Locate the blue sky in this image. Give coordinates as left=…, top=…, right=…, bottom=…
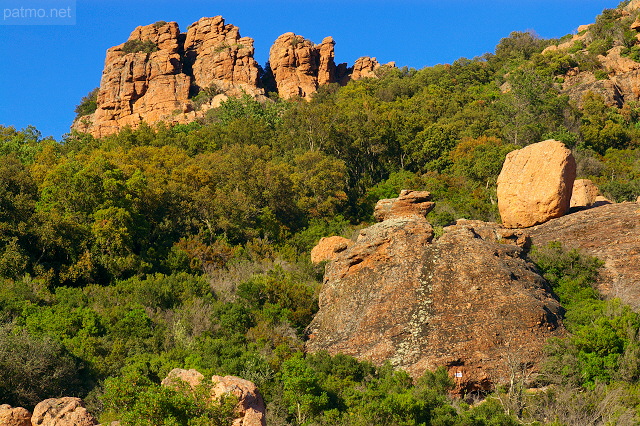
left=0, top=0, right=619, bottom=140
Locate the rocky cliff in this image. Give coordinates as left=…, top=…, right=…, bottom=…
left=306, top=191, right=565, bottom=394
left=73, top=17, right=393, bottom=137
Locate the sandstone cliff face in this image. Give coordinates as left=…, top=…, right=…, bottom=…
left=528, top=202, right=640, bottom=310
left=184, top=16, right=262, bottom=97
left=267, top=33, right=338, bottom=100
left=307, top=194, right=565, bottom=394
left=74, top=17, right=265, bottom=138
left=74, top=18, right=393, bottom=136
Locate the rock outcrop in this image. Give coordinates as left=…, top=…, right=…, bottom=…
left=307, top=195, right=565, bottom=394
left=184, top=16, right=263, bottom=97
left=528, top=202, right=640, bottom=309
left=0, top=405, right=31, bottom=426
left=267, top=32, right=327, bottom=100
left=310, top=236, right=353, bottom=264
left=75, top=18, right=395, bottom=136
left=162, top=368, right=266, bottom=426
left=74, top=18, right=264, bottom=138
left=570, top=178, right=599, bottom=208
left=497, top=140, right=576, bottom=228
left=31, top=398, right=98, bottom=426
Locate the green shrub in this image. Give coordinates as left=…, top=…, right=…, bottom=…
left=191, top=85, right=222, bottom=110
left=152, top=20, right=167, bottom=29
left=74, top=87, right=99, bottom=118
left=529, top=241, right=603, bottom=308
left=0, top=325, right=88, bottom=409
left=122, top=39, right=159, bottom=54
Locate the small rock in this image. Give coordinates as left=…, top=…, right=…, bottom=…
left=570, top=179, right=599, bottom=208
left=0, top=404, right=31, bottom=426
left=31, top=398, right=97, bottom=426
left=373, top=189, right=435, bottom=222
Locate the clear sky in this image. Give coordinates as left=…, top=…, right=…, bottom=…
left=0, top=0, right=620, bottom=140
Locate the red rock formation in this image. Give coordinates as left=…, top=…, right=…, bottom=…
left=373, top=189, right=435, bottom=221
left=268, top=33, right=324, bottom=99
left=31, top=398, right=98, bottom=426
left=211, top=375, right=266, bottom=426
left=184, top=16, right=263, bottom=97
left=73, top=18, right=264, bottom=138
left=0, top=404, right=31, bottom=426
left=306, top=206, right=564, bottom=394
left=74, top=18, right=395, bottom=135
left=162, top=368, right=266, bottom=426
left=497, top=140, right=576, bottom=228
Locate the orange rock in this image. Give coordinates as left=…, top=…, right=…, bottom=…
left=307, top=216, right=563, bottom=394
left=162, top=369, right=266, bottom=426
left=0, top=404, right=31, bottom=426
left=570, top=178, right=599, bottom=208
left=73, top=18, right=264, bottom=138
left=373, top=189, right=434, bottom=222
left=497, top=140, right=576, bottom=228
left=211, top=375, right=266, bottom=426
left=268, top=32, right=324, bottom=99
left=184, top=16, right=263, bottom=97
left=310, top=236, right=353, bottom=264
left=31, top=398, right=97, bottom=426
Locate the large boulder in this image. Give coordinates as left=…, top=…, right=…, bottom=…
left=31, top=398, right=97, bottom=426
left=528, top=203, right=640, bottom=309
left=162, top=369, right=266, bottom=426
left=497, top=140, right=576, bottom=228
left=306, top=212, right=564, bottom=394
left=0, top=404, right=31, bottom=426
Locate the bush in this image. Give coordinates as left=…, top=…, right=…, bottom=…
left=122, top=39, right=159, bottom=54
left=529, top=241, right=603, bottom=308
left=0, top=325, right=88, bottom=409
left=74, top=87, right=99, bottom=118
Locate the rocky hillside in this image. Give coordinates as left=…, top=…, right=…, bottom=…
left=545, top=0, right=640, bottom=106
left=306, top=190, right=566, bottom=394
left=72, top=16, right=392, bottom=137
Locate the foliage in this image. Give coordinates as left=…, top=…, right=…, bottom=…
left=75, top=88, right=99, bottom=118
left=100, top=371, right=236, bottom=425
left=122, top=39, right=159, bottom=54
left=0, top=324, right=88, bottom=409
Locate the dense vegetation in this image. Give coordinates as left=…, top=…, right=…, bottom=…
left=2, top=2, right=640, bottom=424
